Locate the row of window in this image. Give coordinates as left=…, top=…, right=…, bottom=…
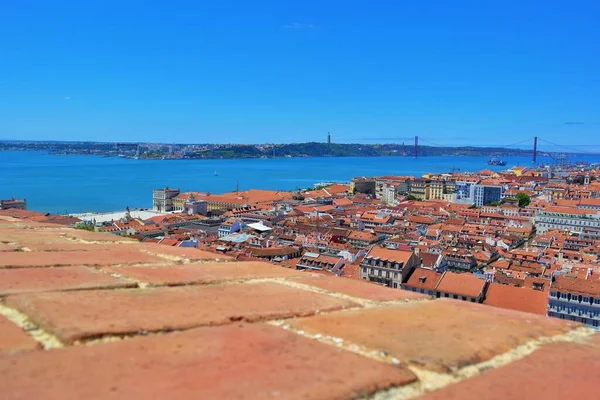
left=365, top=258, right=403, bottom=269
left=362, top=267, right=399, bottom=279
left=550, top=304, right=600, bottom=318
left=403, top=286, right=477, bottom=302
left=550, top=291, right=600, bottom=306
left=537, top=219, right=599, bottom=227
left=549, top=312, right=600, bottom=327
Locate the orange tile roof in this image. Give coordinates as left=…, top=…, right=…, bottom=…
left=365, top=246, right=413, bottom=264
left=405, top=268, right=442, bottom=291
left=436, top=272, right=486, bottom=298
left=552, top=275, right=600, bottom=296
left=483, top=283, right=548, bottom=315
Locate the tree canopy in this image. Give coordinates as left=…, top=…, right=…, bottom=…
left=516, top=192, right=531, bottom=208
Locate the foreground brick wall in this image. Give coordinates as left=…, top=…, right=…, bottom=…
left=1, top=213, right=599, bottom=399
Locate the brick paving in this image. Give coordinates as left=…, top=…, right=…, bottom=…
left=0, top=214, right=599, bottom=399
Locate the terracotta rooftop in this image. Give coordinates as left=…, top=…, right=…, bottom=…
left=436, top=271, right=487, bottom=298
left=483, top=283, right=549, bottom=315
left=1, top=211, right=600, bottom=399
left=552, top=275, right=600, bottom=296
left=365, top=246, right=414, bottom=264
left=404, top=267, right=442, bottom=291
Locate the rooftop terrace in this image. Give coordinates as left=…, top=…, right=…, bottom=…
left=1, top=211, right=600, bottom=399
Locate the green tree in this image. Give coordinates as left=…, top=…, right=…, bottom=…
left=405, top=194, right=418, bottom=201
left=516, top=192, right=531, bottom=208
left=75, top=223, right=94, bottom=231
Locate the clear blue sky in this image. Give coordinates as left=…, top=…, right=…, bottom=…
left=1, top=1, right=599, bottom=148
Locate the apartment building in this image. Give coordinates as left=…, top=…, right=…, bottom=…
left=408, top=179, right=430, bottom=200
left=296, top=252, right=346, bottom=273
left=454, top=181, right=477, bottom=204
left=402, top=268, right=487, bottom=303
left=350, top=177, right=376, bottom=195
left=359, top=246, right=420, bottom=288
left=474, top=183, right=504, bottom=207
left=535, top=206, right=600, bottom=235
left=548, top=275, right=600, bottom=329
left=429, top=180, right=456, bottom=201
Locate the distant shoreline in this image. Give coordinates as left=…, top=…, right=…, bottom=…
left=1, top=140, right=587, bottom=160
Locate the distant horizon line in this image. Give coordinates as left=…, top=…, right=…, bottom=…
left=0, top=138, right=586, bottom=149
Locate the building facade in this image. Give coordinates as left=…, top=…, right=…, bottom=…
left=548, top=275, right=600, bottom=329
left=535, top=207, right=600, bottom=235
left=152, top=187, right=180, bottom=212
left=359, top=246, right=420, bottom=288
left=474, top=184, right=504, bottom=207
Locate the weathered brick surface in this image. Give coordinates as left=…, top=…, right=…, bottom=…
left=136, top=243, right=233, bottom=261
left=0, top=314, right=40, bottom=354
left=291, top=274, right=429, bottom=301
left=61, top=229, right=138, bottom=242
left=421, top=340, right=600, bottom=399
left=14, top=243, right=133, bottom=252
left=3, top=218, right=595, bottom=399
left=102, top=262, right=305, bottom=285
left=0, top=324, right=416, bottom=400
left=5, top=282, right=359, bottom=342
left=0, top=266, right=135, bottom=296
left=0, top=243, right=17, bottom=251
left=288, top=299, right=577, bottom=372
left=0, top=228, right=74, bottom=245
left=0, top=250, right=166, bottom=268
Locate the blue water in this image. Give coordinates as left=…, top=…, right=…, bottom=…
left=1, top=151, right=599, bottom=214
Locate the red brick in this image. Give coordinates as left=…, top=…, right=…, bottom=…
left=136, top=243, right=233, bottom=261
left=0, top=314, right=40, bottom=354
left=291, top=274, right=429, bottom=301
left=0, top=229, right=73, bottom=245
left=0, top=266, right=135, bottom=296
left=0, top=324, right=416, bottom=400
left=61, top=229, right=138, bottom=242
left=0, top=250, right=165, bottom=268
left=14, top=243, right=136, bottom=252
left=421, top=341, right=600, bottom=400
left=288, top=299, right=577, bottom=372
left=0, top=243, right=17, bottom=252
left=5, top=282, right=359, bottom=343
left=102, top=262, right=305, bottom=286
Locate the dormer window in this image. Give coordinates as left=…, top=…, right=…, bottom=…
left=418, top=276, right=426, bottom=284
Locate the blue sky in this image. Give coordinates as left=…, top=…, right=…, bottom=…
left=1, top=1, right=599, bottom=149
